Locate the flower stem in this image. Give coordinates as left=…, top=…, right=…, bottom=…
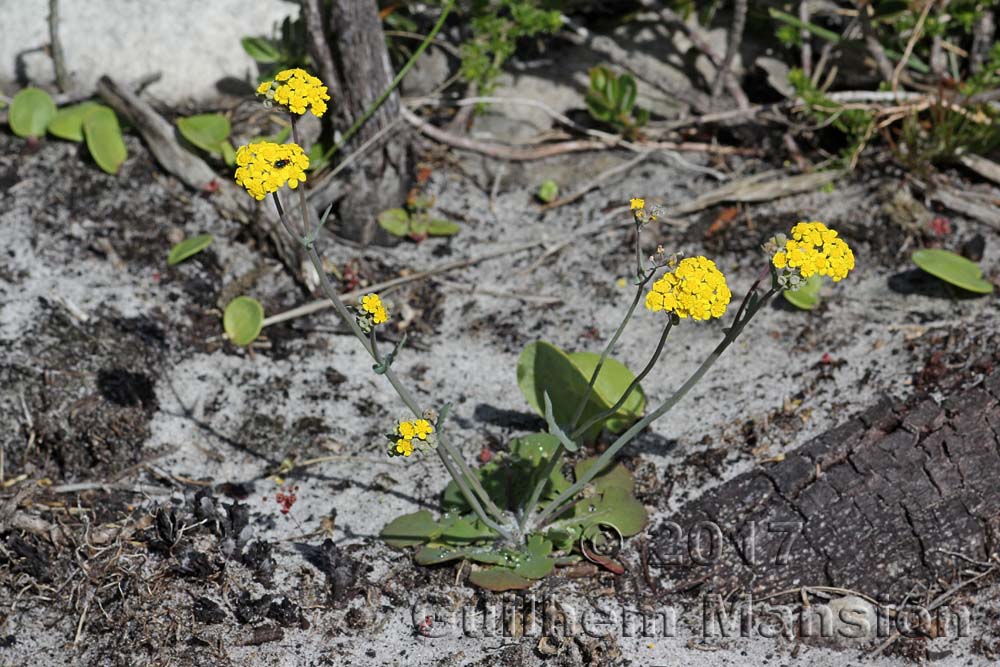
left=570, top=320, right=673, bottom=440
left=271, top=191, right=512, bottom=539
left=531, top=284, right=778, bottom=531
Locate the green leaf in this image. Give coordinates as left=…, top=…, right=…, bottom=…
left=223, top=296, right=265, bottom=347
left=468, top=567, right=532, bottom=591
left=517, top=341, right=644, bottom=443
left=380, top=510, right=441, bottom=548
left=177, top=113, right=231, bottom=155
left=617, top=74, right=637, bottom=113
left=590, top=486, right=648, bottom=537
left=82, top=106, right=127, bottom=174
left=241, top=36, right=282, bottom=63
left=167, top=234, right=214, bottom=266
left=415, top=545, right=509, bottom=565
left=427, top=219, right=460, bottom=236
left=509, top=433, right=561, bottom=467
left=537, top=179, right=559, bottom=203
left=574, top=458, right=635, bottom=496
left=442, top=461, right=508, bottom=513
left=567, top=351, right=646, bottom=433
left=220, top=141, right=237, bottom=167
left=542, top=392, right=578, bottom=453
left=47, top=102, right=100, bottom=142
left=513, top=535, right=556, bottom=580
left=439, top=515, right=497, bottom=543
left=409, top=216, right=430, bottom=236
left=377, top=208, right=410, bottom=237
left=783, top=274, right=824, bottom=310
left=9, top=87, right=56, bottom=138
left=912, top=248, right=994, bottom=294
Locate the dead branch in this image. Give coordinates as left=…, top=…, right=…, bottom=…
left=711, top=0, right=748, bottom=102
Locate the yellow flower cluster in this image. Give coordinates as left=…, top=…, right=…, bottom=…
left=630, top=198, right=645, bottom=211
left=256, top=68, right=330, bottom=117
left=772, top=221, right=855, bottom=281
left=392, top=419, right=435, bottom=457
left=645, top=256, right=731, bottom=320
left=234, top=142, right=309, bottom=200
left=360, top=293, right=388, bottom=325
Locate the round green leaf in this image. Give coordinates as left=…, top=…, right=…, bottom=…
left=9, top=87, right=56, bottom=138
left=220, top=140, right=237, bottom=167
left=568, top=351, right=646, bottom=427
left=783, top=274, right=824, bottom=310
left=82, top=106, right=127, bottom=174
left=47, top=101, right=100, bottom=142
left=177, top=113, right=231, bottom=154
left=380, top=510, right=441, bottom=548
left=912, top=248, right=993, bottom=294
left=223, top=296, right=265, bottom=347
left=167, top=234, right=214, bottom=266
left=377, top=208, right=410, bottom=237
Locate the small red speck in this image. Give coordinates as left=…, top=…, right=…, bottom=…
left=416, top=615, right=434, bottom=636
left=930, top=217, right=951, bottom=237
left=821, top=353, right=833, bottom=365
left=151, top=271, right=161, bottom=283
left=203, top=179, right=220, bottom=193
left=478, top=446, right=493, bottom=464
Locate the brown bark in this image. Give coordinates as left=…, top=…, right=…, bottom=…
left=650, top=369, right=1000, bottom=603
left=327, top=0, right=409, bottom=245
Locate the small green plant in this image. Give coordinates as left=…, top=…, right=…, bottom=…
left=459, top=0, right=562, bottom=95
left=536, top=179, right=558, bottom=203
left=228, top=72, right=859, bottom=591
left=585, top=66, right=649, bottom=140
left=167, top=234, right=214, bottom=266
left=177, top=114, right=236, bottom=166
left=6, top=88, right=127, bottom=175
left=377, top=190, right=459, bottom=241
left=912, top=248, right=993, bottom=294
left=223, top=296, right=265, bottom=347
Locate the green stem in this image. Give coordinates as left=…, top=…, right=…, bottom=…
left=322, top=0, right=454, bottom=163
left=272, top=191, right=512, bottom=539
left=570, top=319, right=673, bottom=440
left=567, top=271, right=652, bottom=431
left=517, top=446, right=563, bottom=533
left=532, top=285, right=778, bottom=531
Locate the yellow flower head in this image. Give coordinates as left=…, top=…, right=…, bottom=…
left=360, top=293, right=389, bottom=325
left=645, top=256, right=731, bottom=321
left=630, top=198, right=645, bottom=211
left=234, top=141, right=309, bottom=200
left=771, top=221, right=855, bottom=282
left=412, top=419, right=434, bottom=440
left=395, top=438, right=414, bottom=457
left=257, top=68, right=331, bottom=117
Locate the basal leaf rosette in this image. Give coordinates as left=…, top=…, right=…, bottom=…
left=256, top=68, right=330, bottom=117
left=234, top=141, right=309, bottom=200
left=645, top=256, right=731, bottom=321
left=770, top=221, right=855, bottom=290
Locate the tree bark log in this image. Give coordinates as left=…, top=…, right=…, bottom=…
left=651, top=368, right=1000, bottom=603
left=327, top=0, right=409, bottom=245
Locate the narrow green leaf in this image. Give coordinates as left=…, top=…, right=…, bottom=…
left=9, top=87, right=56, bottom=138
left=542, top=392, right=578, bottom=453
left=241, top=36, right=282, bottom=63
left=468, top=567, right=532, bottom=591
left=177, top=113, right=231, bottom=155
left=223, top=296, right=265, bottom=347
left=912, top=248, right=994, bottom=294
left=82, top=106, right=127, bottom=174
left=47, top=101, right=100, bottom=142
left=167, top=234, right=214, bottom=266
left=427, top=219, right=460, bottom=236
left=220, top=140, right=237, bottom=166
